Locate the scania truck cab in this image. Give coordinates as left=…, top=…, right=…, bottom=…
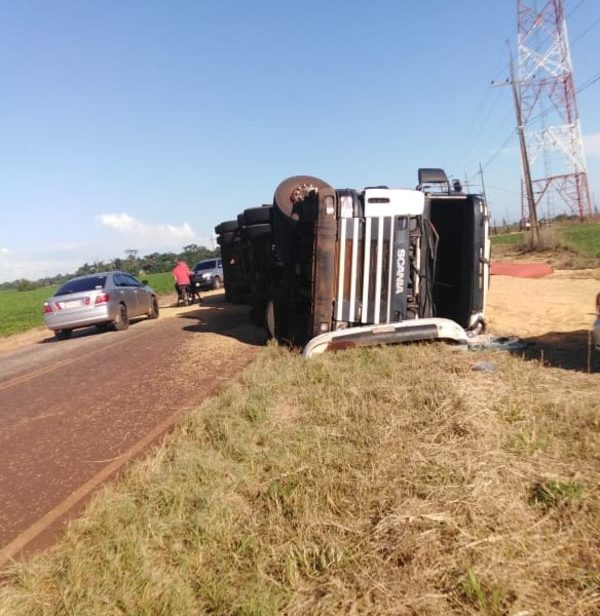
left=216, top=168, right=490, bottom=357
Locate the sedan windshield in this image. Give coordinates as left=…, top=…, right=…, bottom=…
left=55, top=276, right=107, bottom=295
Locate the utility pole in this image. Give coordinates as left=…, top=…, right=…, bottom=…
left=509, top=46, right=539, bottom=245
left=478, top=161, right=488, bottom=205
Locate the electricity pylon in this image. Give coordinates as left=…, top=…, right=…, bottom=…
left=517, top=0, right=592, bottom=222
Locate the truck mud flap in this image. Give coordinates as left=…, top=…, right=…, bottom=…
left=303, top=318, right=468, bottom=358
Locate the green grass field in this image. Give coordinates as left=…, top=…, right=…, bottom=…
left=0, top=286, right=57, bottom=337
left=1, top=343, right=598, bottom=614
left=490, top=231, right=524, bottom=247
left=143, top=272, right=176, bottom=295
left=560, top=220, right=600, bottom=259
left=491, top=219, right=600, bottom=266
left=0, top=272, right=175, bottom=338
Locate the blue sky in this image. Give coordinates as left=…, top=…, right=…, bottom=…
left=1, top=0, right=599, bottom=282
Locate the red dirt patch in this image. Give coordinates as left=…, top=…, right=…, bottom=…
left=491, top=261, right=553, bottom=278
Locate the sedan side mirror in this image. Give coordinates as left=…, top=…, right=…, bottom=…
left=142, top=280, right=149, bottom=286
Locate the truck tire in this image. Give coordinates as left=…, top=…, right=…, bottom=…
left=243, top=206, right=271, bottom=225
left=218, top=231, right=237, bottom=247
left=243, top=223, right=271, bottom=241
left=215, top=220, right=238, bottom=235
left=273, top=175, right=332, bottom=220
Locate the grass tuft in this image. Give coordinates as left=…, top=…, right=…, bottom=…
left=529, top=480, right=585, bottom=511
left=458, top=568, right=511, bottom=616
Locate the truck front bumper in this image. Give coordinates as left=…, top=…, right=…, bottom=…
left=303, top=318, right=468, bottom=358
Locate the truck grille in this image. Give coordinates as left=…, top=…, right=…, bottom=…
left=335, top=215, right=414, bottom=326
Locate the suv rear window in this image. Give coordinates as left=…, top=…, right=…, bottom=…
left=194, top=260, right=216, bottom=271
left=55, top=276, right=107, bottom=295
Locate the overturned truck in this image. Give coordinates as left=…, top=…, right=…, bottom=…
left=215, top=169, right=490, bottom=357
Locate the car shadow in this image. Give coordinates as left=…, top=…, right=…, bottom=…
left=39, top=318, right=147, bottom=344
left=511, top=329, right=599, bottom=373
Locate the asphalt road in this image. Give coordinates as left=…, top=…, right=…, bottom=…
left=0, top=294, right=266, bottom=565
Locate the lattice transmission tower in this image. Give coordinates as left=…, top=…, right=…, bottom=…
left=517, top=0, right=592, bottom=221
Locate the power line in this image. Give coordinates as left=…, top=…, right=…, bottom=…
left=481, top=129, right=517, bottom=172
left=455, top=87, right=506, bottom=172
left=567, top=0, right=587, bottom=18
left=485, top=184, right=521, bottom=195
left=514, top=67, right=600, bottom=129
left=572, top=14, right=600, bottom=44
left=461, top=102, right=516, bottom=173
left=577, top=70, right=600, bottom=93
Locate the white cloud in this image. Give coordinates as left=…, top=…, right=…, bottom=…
left=0, top=214, right=200, bottom=282
left=97, top=213, right=196, bottom=244
left=584, top=133, right=600, bottom=158
left=0, top=253, right=80, bottom=283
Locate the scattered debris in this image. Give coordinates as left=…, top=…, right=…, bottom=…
left=467, top=334, right=530, bottom=352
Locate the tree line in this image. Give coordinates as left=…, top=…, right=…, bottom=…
left=0, top=244, right=219, bottom=291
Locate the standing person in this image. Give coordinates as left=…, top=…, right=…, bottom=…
left=172, top=259, right=193, bottom=305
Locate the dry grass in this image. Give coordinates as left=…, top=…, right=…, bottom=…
left=1, top=343, right=599, bottom=615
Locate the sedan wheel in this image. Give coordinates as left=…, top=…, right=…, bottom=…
left=148, top=296, right=159, bottom=319
left=114, top=303, right=129, bottom=331
left=55, top=329, right=73, bottom=340
left=212, top=276, right=222, bottom=290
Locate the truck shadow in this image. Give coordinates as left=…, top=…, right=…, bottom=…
left=513, top=329, right=598, bottom=373
left=177, top=297, right=268, bottom=347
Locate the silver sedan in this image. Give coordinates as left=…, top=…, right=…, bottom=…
left=43, top=271, right=159, bottom=340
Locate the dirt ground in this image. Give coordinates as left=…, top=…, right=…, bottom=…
left=486, top=268, right=599, bottom=337
left=486, top=268, right=599, bottom=372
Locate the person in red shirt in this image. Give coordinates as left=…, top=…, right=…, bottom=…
left=172, top=260, right=193, bottom=304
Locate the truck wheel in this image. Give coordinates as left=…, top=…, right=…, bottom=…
left=273, top=175, right=332, bottom=220
left=243, top=206, right=271, bottom=225
left=218, top=231, right=237, bottom=247
left=215, top=220, right=238, bottom=234
left=243, top=224, right=271, bottom=241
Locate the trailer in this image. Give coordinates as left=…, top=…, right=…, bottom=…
left=216, top=169, right=490, bottom=356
